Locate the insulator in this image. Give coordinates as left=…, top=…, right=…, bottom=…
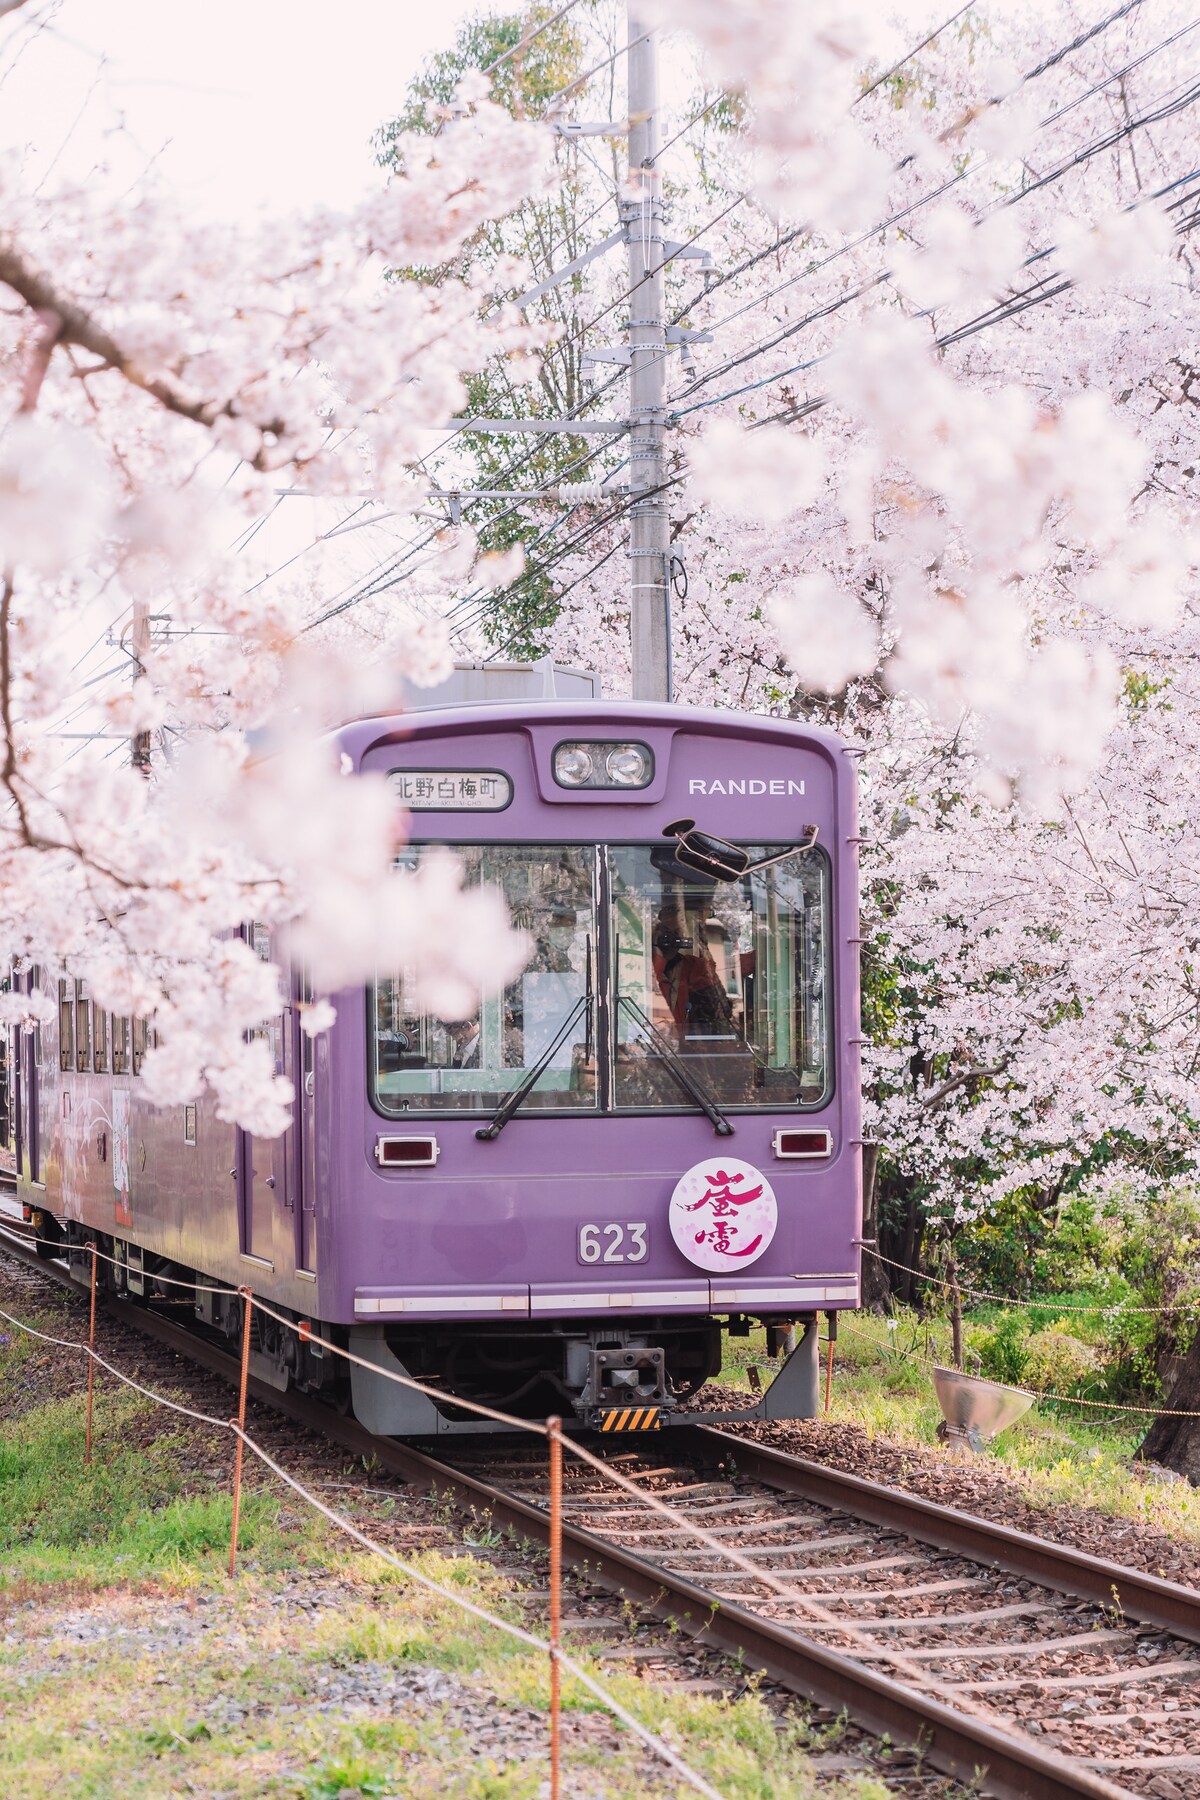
left=557, top=482, right=607, bottom=505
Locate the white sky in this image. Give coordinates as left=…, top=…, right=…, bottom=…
left=2, top=0, right=976, bottom=220
left=4, top=0, right=990, bottom=726
left=2, top=0, right=479, bottom=217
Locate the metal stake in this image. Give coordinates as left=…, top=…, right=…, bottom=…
left=84, top=1242, right=97, bottom=1464
left=228, top=1287, right=253, bottom=1578
left=548, top=1414, right=563, bottom=1800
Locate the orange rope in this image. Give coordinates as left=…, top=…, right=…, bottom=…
left=839, top=1318, right=1200, bottom=1418
left=866, top=1247, right=1197, bottom=1318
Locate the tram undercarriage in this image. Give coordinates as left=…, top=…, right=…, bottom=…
left=38, top=1216, right=821, bottom=1438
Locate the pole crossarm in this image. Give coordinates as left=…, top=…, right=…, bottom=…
left=438, top=417, right=628, bottom=435
left=512, top=228, right=626, bottom=310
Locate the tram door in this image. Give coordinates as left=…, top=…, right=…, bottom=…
left=295, top=974, right=317, bottom=1276
left=9, top=1025, right=20, bottom=1183
left=14, top=977, right=40, bottom=1189
left=237, top=925, right=293, bottom=1272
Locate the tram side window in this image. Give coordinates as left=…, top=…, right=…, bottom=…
left=75, top=980, right=91, bottom=1074
left=94, top=1008, right=108, bottom=1074
left=58, top=979, right=73, bottom=1073
left=112, top=1016, right=130, bottom=1076
left=132, top=1018, right=148, bottom=1075
left=372, top=844, right=597, bottom=1117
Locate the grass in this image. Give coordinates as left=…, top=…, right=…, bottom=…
left=0, top=1362, right=330, bottom=1587
left=0, top=1302, right=897, bottom=1799
left=0, top=1539, right=896, bottom=1800
left=8, top=1276, right=1192, bottom=1797
left=722, top=1311, right=1200, bottom=1544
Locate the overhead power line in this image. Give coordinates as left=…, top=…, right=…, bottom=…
left=746, top=163, right=1200, bottom=430
left=671, top=62, right=1200, bottom=415
left=670, top=0, right=1173, bottom=339
left=856, top=4, right=976, bottom=105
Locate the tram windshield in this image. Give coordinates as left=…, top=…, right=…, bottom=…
left=370, top=841, right=831, bottom=1117
left=373, top=845, right=598, bottom=1116
left=611, top=844, right=830, bottom=1110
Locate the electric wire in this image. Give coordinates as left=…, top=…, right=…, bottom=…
left=671, top=76, right=1200, bottom=418
left=543, top=28, right=648, bottom=115
left=449, top=487, right=641, bottom=637
left=669, top=0, right=1178, bottom=340
left=856, top=4, right=976, bottom=104
left=447, top=493, right=636, bottom=640
left=432, top=12, right=1170, bottom=641
left=747, top=161, right=1200, bottom=427
left=669, top=27, right=1200, bottom=406
left=1023, top=0, right=1146, bottom=84
left=451, top=472, right=684, bottom=641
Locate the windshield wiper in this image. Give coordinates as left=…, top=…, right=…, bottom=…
left=475, top=995, right=591, bottom=1141
left=617, top=995, right=734, bottom=1136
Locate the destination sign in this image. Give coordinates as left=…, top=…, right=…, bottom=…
left=388, top=769, right=512, bottom=811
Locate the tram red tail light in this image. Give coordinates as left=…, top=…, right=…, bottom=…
left=375, top=1136, right=440, bottom=1168
left=772, top=1129, right=832, bottom=1160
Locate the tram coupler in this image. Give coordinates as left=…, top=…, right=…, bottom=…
left=568, top=1338, right=669, bottom=1423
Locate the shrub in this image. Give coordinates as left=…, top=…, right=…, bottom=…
left=969, top=1311, right=1029, bottom=1386
left=1022, top=1325, right=1098, bottom=1393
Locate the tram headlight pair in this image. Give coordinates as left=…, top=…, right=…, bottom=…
left=553, top=741, right=653, bottom=790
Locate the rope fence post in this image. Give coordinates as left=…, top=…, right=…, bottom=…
left=84, top=1241, right=98, bottom=1464
left=548, top=1413, right=563, bottom=1800
left=228, top=1286, right=253, bottom=1578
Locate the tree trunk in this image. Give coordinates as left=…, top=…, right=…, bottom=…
left=859, top=1142, right=891, bottom=1311
left=897, top=1186, right=924, bottom=1308
left=946, top=1253, right=964, bottom=1372
left=1140, top=1330, right=1200, bottom=1481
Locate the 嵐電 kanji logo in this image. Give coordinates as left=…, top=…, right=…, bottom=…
left=668, top=1158, right=778, bottom=1272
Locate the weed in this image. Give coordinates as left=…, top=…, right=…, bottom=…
left=304, top=1754, right=393, bottom=1798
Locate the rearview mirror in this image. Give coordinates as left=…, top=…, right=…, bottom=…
left=662, top=819, right=819, bottom=883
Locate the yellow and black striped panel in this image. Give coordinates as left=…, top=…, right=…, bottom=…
left=597, top=1406, right=662, bottom=1433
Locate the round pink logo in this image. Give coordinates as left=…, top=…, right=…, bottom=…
left=669, top=1158, right=778, bottom=1272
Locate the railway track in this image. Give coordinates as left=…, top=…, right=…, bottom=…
left=2, top=1223, right=1197, bottom=1800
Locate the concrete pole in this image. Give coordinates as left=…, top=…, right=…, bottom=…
left=626, top=13, right=672, bottom=703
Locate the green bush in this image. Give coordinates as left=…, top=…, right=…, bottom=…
left=1023, top=1325, right=1098, bottom=1393
left=969, top=1311, right=1029, bottom=1386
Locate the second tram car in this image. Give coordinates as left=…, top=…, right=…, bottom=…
left=8, top=667, right=862, bottom=1434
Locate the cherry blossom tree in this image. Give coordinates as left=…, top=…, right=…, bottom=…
left=537, top=0, right=1200, bottom=1302
left=0, top=7, right=556, bottom=1131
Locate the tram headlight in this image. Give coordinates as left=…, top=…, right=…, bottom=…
left=606, top=743, right=651, bottom=786
left=552, top=740, right=655, bottom=790
left=554, top=744, right=595, bottom=786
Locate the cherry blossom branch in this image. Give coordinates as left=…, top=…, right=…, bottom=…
left=919, top=1063, right=1010, bottom=1111
left=18, top=308, right=62, bottom=412
left=0, top=246, right=284, bottom=464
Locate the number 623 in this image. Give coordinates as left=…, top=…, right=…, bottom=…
left=577, top=1221, right=648, bottom=1265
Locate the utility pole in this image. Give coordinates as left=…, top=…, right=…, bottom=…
left=130, top=598, right=152, bottom=776
left=626, top=13, right=672, bottom=704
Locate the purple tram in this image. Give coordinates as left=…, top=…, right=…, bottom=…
left=7, top=667, right=863, bottom=1435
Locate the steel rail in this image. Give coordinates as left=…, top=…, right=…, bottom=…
left=0, top=1232, right=1145, bottom=1800
left=685, top=1425, right=1200, bottom=1647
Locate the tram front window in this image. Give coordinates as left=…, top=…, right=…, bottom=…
left=372, top=845, right=597, bottom=1115
left=611, top=843, right=831, bottom=1110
